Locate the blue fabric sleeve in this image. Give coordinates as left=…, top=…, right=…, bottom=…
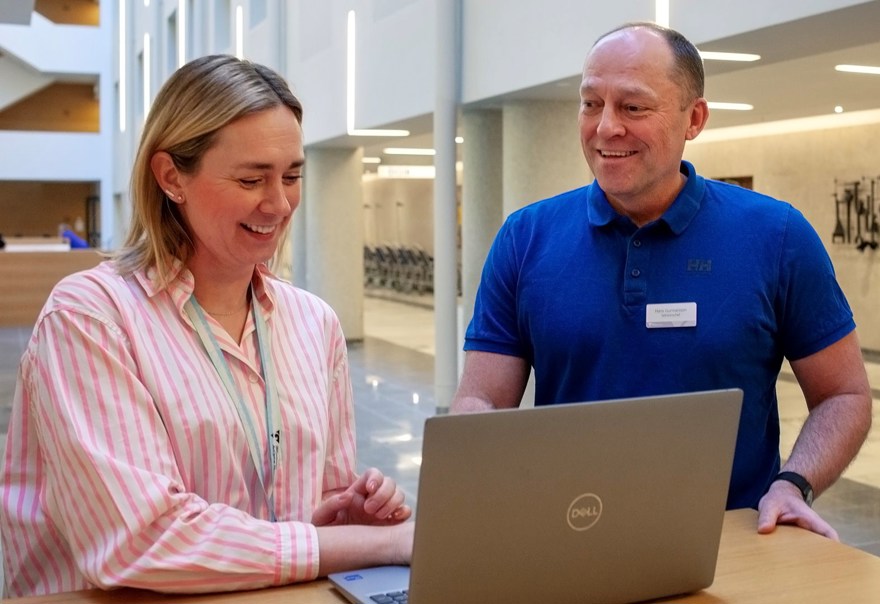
left=777, top=206, right=855, bottom=361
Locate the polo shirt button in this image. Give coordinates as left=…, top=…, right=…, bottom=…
left=249, top=374, right=259, bottom=383
left=631, top=269, right=641, bottom=277
left=633, top=239, right=642, bottom=247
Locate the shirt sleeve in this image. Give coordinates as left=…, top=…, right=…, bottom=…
left=464, top=218, right=530, bottom=360
left=321, top=320, right=358, bottom=495
left=777, top=206, right=855, bottom=361
left=23, top=308, right=321, bottom=593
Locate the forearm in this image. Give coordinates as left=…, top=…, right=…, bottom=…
left=783, top=392, right=871, bottom=495
left=55, top=492, right=321, bottom=592
left=450, top=394, right=498, bottom=413
left=316, top=523, right=412, bottom=576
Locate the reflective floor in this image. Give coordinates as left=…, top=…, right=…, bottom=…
left=1, top=294, right=878, bottom=592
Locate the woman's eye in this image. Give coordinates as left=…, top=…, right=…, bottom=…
left=239, top=179, right=261, bottom=187
left=283, top=175, right=302, bottom=185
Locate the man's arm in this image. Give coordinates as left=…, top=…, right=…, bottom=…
left=757, top=330, right=872, bottom=538
left=450, top=351, right=531, bottom=413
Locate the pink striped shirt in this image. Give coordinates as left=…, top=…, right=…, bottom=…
left=0, top=261, right=358, bottom=597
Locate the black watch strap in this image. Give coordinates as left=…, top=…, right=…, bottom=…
left=775, top=471, right=814, bottom=506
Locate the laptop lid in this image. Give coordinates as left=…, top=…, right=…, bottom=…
left=331, top=388, right=742, bottom=604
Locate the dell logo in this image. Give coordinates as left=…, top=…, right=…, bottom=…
left=567, top=493, right=603, bottom=531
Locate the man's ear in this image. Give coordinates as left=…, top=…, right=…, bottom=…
left=151, top=151, right=185, bottom=203
left=685, top=97, right=710, bottom=141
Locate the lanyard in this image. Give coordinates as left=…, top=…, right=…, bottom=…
left=184, top=287, right=282, bottom=522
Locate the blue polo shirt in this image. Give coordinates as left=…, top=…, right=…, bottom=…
left=465, top=161, right=855, bottom=509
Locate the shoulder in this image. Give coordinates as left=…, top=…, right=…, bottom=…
left=42, top=261, right=140, bottom=316
left=701, top=179, right=806, bottom=229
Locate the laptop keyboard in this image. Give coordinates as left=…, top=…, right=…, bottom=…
left=369, top=590, right=408, bottom=603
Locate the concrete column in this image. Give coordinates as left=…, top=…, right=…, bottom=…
left=460, top=108, right=503, bottom=345
left=433, top=0, right=460, bottom=411
left=302, top=146, right=365, bottom=341
left=501, top=100, right=587, bottom=407
left=502, top=100, right=587, bottom=214
left=290, top=188, right=307, bottom=289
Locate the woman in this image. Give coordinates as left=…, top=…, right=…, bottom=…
left=0, top=55, right=413, bottom=598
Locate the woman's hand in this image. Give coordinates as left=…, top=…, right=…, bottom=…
left=312, top=468, right=412, bottom=526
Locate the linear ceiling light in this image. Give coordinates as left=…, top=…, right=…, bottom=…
left=655, top=0, right=669, bottom=27
left=346, top=11, right=409, bottom=137
left=235, top=5, right=244, bottom=59
left=707, top=101, right=754, bottom=111
left=118, top=0, right=126, bottom=131
left=362, top=157, right=381, bottom=164
left=177, top=0, right=186, bottom=68
left=700, top=51, right=761, bottom=62
left=383, top=147, right=436, bottom=156
left=143, top=33, right=151, bottom=117
left=835, top=64, right=880, bottom=75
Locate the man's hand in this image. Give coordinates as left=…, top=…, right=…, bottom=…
left=757, top=479, right=839, bottom=540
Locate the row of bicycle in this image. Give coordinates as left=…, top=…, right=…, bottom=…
left=363, top=244, right=435, bottom=294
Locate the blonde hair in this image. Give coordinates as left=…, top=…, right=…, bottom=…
left=114, top=54, right=303, bottom=286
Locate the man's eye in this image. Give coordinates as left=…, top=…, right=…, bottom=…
left=240, top=179, right=260, bottom=186
left=283, top=175, right=302, bottom=185
left=625, top=105, right=645, bottom=113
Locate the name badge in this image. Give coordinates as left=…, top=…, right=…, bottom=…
left=646, top=302, right=697, bottom=329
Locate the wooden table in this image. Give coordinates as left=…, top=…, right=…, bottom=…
left=9, top=509, right=880, bottom=603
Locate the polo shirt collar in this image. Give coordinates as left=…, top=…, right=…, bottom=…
left=587, top=161, right=705, bottom=234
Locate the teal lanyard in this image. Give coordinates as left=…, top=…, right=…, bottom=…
left=184, top=287, right=281, bottom=522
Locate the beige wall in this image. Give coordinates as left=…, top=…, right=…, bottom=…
left=0, top=83, right=100, bottom=133
left=363, top=177, right=437, bottom=255
left=0, top=181, right=95, bottom=238
left=685, top=121, right=880, bottom=352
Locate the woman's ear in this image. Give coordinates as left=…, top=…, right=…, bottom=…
left=151, top=151, right=185, bottom=204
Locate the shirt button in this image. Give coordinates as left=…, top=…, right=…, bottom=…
left=631, top=269, right=641, bottom=278
left=633, top=239, right=642, bottom=247
left=249, top=374, right=259, bottom=384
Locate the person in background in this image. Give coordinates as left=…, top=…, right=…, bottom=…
left=0, top=54, right=413, bottom=598
left=453, top=23, right=871, bottom=540
left=58, top=222, right=90, bottom=249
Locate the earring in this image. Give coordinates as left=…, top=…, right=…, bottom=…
left=164, top=189, right=175, bottom=199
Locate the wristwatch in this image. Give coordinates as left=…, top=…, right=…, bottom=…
left=775, top=471, right=814, bottom=507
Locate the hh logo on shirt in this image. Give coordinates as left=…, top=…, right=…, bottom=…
left=687, top=259, right=712, bottom=273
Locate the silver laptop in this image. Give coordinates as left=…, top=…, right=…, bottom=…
left=330, top=388, right=742, bottom=604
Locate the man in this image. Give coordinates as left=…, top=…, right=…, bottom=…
left=452, top=23, right=872, bottom=539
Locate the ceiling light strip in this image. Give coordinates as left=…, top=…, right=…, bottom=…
left=836, top=64, right=880, bottom=75
left=700, top=51, right=761, bottom=62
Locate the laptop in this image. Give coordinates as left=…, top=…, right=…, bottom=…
left=329, top=388, right=743, bottom=604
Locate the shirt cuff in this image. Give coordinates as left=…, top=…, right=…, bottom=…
left=276, top=521, right=321, bottom=584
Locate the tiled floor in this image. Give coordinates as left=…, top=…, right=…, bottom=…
left=1, top=293, right=878, bottom=597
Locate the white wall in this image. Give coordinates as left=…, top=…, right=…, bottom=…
left=671, top=0, right=871, bottom=43
left=461, top=0, right=654, bottom=104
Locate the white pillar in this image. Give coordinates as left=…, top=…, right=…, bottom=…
left=433, top=0, right=460, bottom=411
left=302, top=146, right=365, bottom=341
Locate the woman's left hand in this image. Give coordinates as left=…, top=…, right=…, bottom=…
left=312, top=468, right=412, bottom=527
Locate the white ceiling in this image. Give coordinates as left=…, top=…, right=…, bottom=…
left=356, top=1, right=880, bottom=164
